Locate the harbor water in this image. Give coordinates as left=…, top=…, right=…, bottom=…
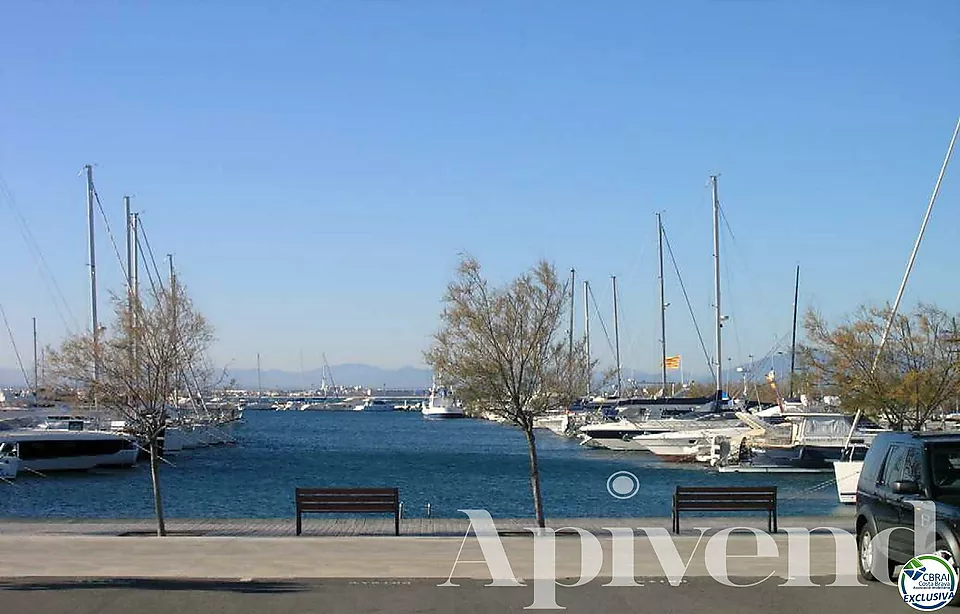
left=1, top=411, right=849, bottom=519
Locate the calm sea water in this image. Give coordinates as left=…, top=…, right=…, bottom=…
left=1, top=411, right=849, bottom=519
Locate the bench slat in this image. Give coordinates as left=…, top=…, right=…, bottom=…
left=298, top=504, right=397, bottom=513
left=678, top=502, right=773, bottom=510
left=676, top=487, right=776, bottom=493
left=676, top=500, right=774, bottom=505
left=676, top=495, right=775, bottom=500
left=297, top=494, right=398, bottom=502
left=297, top=488, right=398, bottom=495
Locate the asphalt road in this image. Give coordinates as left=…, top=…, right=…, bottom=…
left=0, top=577, right=912, bottom=613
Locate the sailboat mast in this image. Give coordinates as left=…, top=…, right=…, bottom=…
left=584, top=280, right=590, bottom=396
left=85, top=165, right=99, bottom=388
left=568, top=268, right=575, bottom=366
left=612, top=275, right=622, bottom=396
left=169, top=254, right=178, bottom=408
left=256, top=353, right=263, bottom=402
left=32, top=317, right=38, bottom=398
left=842, top=117, right=960, bottom=454
left=131, top=213, right=139, bottom=304
left=711, top=175, right=722, bottom=398
left=657, top=212, right=667, bottom=395
left=125, top=196, right=133, bottom=298
left=789, top=264, right=800, bottom=398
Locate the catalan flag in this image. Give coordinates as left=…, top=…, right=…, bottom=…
left=663, top=355, right=681, bottom=370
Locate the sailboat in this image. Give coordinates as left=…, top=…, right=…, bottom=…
left=833, top=117, right=959, bottom=503
left=243, top=353, right=274, bottom=410
left=578, top=191, right=735, bottom=452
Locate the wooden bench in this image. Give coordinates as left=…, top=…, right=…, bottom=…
left=295, top=487, right=400, bottom=536
left=672, top=486, right=777, bottom=534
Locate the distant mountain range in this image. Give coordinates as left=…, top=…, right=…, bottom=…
left=228, top=364, right=437, bottom=390
left=0, top=353, right=797, bottom=391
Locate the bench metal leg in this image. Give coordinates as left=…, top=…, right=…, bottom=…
left=296, top=511, right=302, bottom=536
left=395, top=512, right=400, bottom=536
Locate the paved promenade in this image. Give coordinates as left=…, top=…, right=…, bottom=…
left=0, top=514, right=855, bottom=537
left=0, top=515, right=860, bottom=580
left=0, top=513, right=910, bottom=613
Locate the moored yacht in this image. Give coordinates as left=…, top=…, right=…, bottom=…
left=718, top=410, right=874, bottom=472
left=422, top=385, right=464, bottom=419
left=0, top=429, right=138, bottom=472
left=578, top=418, right=673, bottom=450
left=353, top=398, right=394, bottom=412
left=627, top=416, right=755, bottom=462
left=577, top=397, right=729, bottom=450
left=241, top=399, right=275, bottom=411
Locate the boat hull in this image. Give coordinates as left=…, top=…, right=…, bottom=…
left=353, top=405, right=394, bottom=412
left=833, top=460, right=863, bottom=504
left=21, top=449, right=138, bottom=472
left=422, top=409, right=465, bottom=419
left=579, top=436, right=650, bottom=452
left=743, top=444, right=868, bottom=471
left=1, top=430, right=140, bottom=473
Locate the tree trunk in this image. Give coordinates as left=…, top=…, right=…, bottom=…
left=149, top=439, right=167, bottom=537
left=524, top=426, right=545, bottom=528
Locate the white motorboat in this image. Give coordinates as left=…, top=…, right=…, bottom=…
left=0, top=429, right=138, bottom=472
left=578, top=407, right=742, bottom=451
left=422, top=385, right=464, bottom=419
left=629, top=425, right=753, bottom=462
left=242, top=400, right=275, bottom=411
left=578, top=419, right=668, bottom=450
left=353, top=398, right=394, bottom=412
left=533, top=412, right=570, bottom=435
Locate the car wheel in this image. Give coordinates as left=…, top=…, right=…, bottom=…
left=859, top=524, right=897, bottom=581
left=934, top=539, right=960, bottom=606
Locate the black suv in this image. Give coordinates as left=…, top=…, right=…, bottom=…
left=856, top=431, right=960, bottom=591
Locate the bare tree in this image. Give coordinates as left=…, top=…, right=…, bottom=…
left=802, top=303, right=960, bottom=431
left=425, top=257, right=592, bottom=527
left=48, top=281, right=215, bottom=536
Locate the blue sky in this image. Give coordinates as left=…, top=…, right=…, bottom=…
left=1, top=1, right=958, bottom=381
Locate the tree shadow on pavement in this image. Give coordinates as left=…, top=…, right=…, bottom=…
left=0, top=579, right=310, bottom=594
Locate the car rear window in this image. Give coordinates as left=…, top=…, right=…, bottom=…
left=930, top=444, right=960, bottom=492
